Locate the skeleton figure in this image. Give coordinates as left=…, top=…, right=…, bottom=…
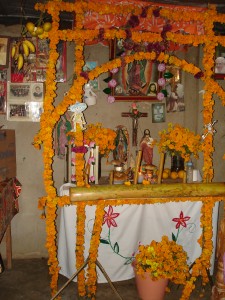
left=68, top=102, right=87, bottom=132
left=202, top=120, right=217, bottom=140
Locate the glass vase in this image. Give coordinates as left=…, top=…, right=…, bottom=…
left=171, top=155, right=184, bottom=172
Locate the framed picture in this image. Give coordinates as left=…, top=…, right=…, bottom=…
left=7, top=101, right=43, bottom=122
left=0, top=36, right=10, bottom=68
left=83, top=61, right=99, bottom=90
left=152, top=103, right=166, bottom=123
left=7, top=82, right=44, bottom=102
left=164, top=66, right=185, bottom=113
left=110, top=39, right=160, bottom=101
left=214, top=45, right=225, bottom=79
left=36, top=39, right=67, bottom=82
left=0, top=80, right=7, bottom=114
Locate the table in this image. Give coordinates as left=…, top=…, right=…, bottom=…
left=0, top=177, right=21, bottom=268
left=58, top=183, right=219, bottom=283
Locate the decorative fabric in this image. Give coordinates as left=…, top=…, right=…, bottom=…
left=83, top=0, right=206, bottom=35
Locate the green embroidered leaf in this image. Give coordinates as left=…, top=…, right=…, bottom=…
left=124, top=257, right=133, bottom=265
left=100, top=239, right=109, bottom=244
left=172, top=233, right=176, bottom=242
left=103, top=87, right=111, bottom=94
left=114, top=242, right=119, bottom=254
left=103, top=76, right=112, bottom=83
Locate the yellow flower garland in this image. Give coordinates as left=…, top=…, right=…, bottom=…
left=33, top=1, right=225, bottom=298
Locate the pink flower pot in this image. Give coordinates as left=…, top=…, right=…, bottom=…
left=133, top=262, right=168, bottom=300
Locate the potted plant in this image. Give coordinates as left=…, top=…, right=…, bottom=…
left=132, top=235, right=189, bottom=300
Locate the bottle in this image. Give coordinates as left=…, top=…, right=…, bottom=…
left=186, top=161, right=193, bottom=183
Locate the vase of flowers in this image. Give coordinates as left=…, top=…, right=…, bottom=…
left=84, top=123, right=117, bottom=178
left=132, top=236, right=189, bottom=300
left=158, top=123, right=202, bottom=170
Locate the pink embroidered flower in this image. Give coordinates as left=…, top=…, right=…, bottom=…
left=103, top=205, right=120, bottom=228
left=158, top=78, right=166, bottom=86
left=88, top=156, right=95, bottom=164
left=107, top=95, right=115, bottom=103
left=157, top=92, right=165, bottom=101
left=108, top=79, right=117, bottom=88
left=172, top=211, right=190, bottom=229
left=158, top=63, right=166, bottom=72
left=110, top=68, right=119, bottom=74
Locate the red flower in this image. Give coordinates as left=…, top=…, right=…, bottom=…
left=172, top=211, right=190, bottom=229
left=103, top=205, right=120, bottom=228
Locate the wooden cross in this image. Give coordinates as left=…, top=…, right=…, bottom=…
left=122, top=111, right=148, bottom=146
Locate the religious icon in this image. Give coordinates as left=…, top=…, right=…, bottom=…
left=139, top=129, right=155, bottom=166
left=113, top=125, right=129, bottom=165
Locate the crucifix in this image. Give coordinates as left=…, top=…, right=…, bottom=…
left=121, top=111, right=148, bottom=146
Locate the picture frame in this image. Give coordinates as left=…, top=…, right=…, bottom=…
left=0, top=36, right=10, bottom=68
left=214, top=45, right=225, bottom=80
left=0, top=81, right=7, bottom=114
left=109, top=39, right=160, bottom=101
left=164, top=66, right=185, bottom=113
left=83, top=61, right=99, bottom=90
left=7, top=82, right=44, bottom=102
left=36, top=39, right=67, bottom=82
left=7, top=101, right=43, bottom=122
left=152, top=103, right=166, bottom=123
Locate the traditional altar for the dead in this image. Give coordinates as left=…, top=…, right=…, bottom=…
left=31, top=1, right=225, bottom=299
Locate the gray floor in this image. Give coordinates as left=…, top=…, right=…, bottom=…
left=0, top=258, right=213, bottom=299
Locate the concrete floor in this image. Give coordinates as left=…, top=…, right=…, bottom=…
left=0, top=258, right=213, bottom=299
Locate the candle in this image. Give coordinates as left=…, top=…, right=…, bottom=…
left=137, top=172, right=144, bottom=184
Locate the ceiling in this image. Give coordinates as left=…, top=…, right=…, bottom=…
left=0, top=0, right=225, bottom=32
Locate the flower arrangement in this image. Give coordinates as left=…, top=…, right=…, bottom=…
left=134, top=235, right=189, bottom=285
left=158, top=123, right=202, bottom=161
left=84, top=123, right=117, bottom=158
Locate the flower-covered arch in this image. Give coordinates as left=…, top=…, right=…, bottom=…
left=34, top=0, right=225, bottom=298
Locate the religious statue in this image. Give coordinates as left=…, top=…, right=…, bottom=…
left=140, top=129, right=155, bottom=165
left=113, top=125, right=129, bottom=165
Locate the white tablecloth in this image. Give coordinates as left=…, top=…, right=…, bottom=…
left=58, top=184, right=219, bottom=283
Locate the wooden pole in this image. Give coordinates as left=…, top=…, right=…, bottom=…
left=157, top=152, right=165, bottom=184
left=134, top=150, right=142, bottom=184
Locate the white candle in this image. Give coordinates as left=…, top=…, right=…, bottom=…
left=137, top=172, right=144, bottom=184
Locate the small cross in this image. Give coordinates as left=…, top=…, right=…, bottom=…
left=122, top=111, right=148, bottom=146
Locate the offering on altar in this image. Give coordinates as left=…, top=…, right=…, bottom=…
left=140, top=129, right=155, bottom=166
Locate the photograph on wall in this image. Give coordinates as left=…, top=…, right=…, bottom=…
left=0, top=80, right=7, bottom=114
left=7, top=100, right=43, bottom=122
left=8, top=82, right=44, bottom=102
left=31, top=83, right=44, bottom=101
left=164, top=66, right=185, bottom=113
left=0, top=36, right=10, bottom=68
left=152, top=103, right=166, bottom=123
left=214, top=45, right=225, bottom=79
left=110, top=39, right=160, bottom=101
left=83, top=61, right=99, bottom=90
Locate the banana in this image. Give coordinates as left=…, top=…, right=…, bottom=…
left=22, top=41, right=30, bottom=57
left=11, top=45, right=16, bottom=58
left=23, top=40, right=35, bottom=53
left=17, top=54, right=24, bottom=70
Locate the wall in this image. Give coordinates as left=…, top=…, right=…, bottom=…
left=0, top=24, right=225, bottom=259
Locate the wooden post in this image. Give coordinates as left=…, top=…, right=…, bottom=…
left=157, top=153, right=165, bottom=184
left=134, top=150, right=142, bottom=184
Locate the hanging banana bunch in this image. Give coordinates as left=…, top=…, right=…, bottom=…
left=11, top=39, right=36, bottom=71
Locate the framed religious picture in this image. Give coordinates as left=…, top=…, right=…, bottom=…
left=36, top=39, right=67, bottom=82
left=164, top=66, right=185, bottom=113
left=152, top=103, right=166, bottom=123
left=109, top=39, right=160, bottom=101
left=214, top=45, right=225, bottom=80
left=0, top=36, right=10, bottom=68
left=83, top=61, right=99, bottom=90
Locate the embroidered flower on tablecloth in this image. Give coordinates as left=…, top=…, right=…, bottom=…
left=103, top=205, right=120, bottom=228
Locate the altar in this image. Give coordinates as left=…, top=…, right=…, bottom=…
left=58, top=183, right=219, bottom=283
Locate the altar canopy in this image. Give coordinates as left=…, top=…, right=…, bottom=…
left=83, top=0, right=206, bottom=35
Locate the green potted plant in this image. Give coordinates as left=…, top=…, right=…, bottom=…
left=132, top=235, right=189, bottom=300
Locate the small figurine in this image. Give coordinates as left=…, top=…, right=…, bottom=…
left=140, top=129, right=155, bottom=165
left=83, top=83, right=97, bottom=106
left=68, top=102, right=87, bottom=131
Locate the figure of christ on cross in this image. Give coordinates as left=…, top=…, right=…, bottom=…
left=121, top=111, right=148, bottom=146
